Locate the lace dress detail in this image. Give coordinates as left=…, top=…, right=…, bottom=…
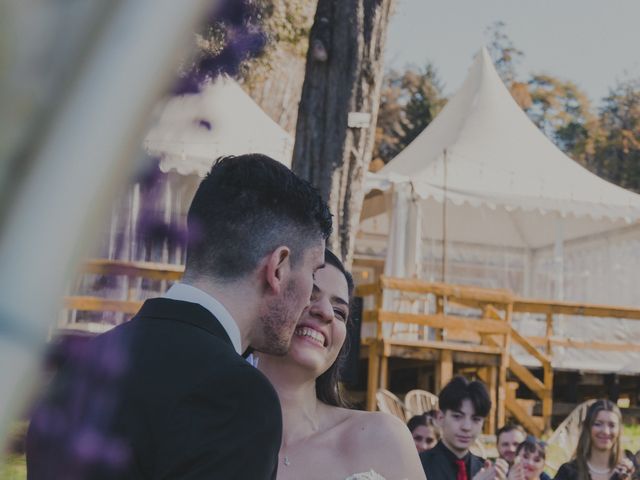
left=344, top=470, right=388, bottom=480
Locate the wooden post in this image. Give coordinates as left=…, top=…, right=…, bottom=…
left=542, top=362, right=554, bottom=432
left=435, top=294, right=444, bottom=342
left=544, top=312, right=554, bottom=432
left=545, top=312, right=553, bottom=356
left=366, top=340, right=380, bottom=411
left=375, top=279, right=384, bottom=340
left=497, top=302, right=513, bottom=428
left=436, top=349, right=453, bottom=392
left=380, top=341, right=389, bottom=390
left=478, top=366, right=498, bottom=434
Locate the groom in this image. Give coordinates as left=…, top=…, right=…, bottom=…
left=27, top=154, right=332, bottom=479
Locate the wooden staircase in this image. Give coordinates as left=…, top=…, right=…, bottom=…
left=356, top=276, right=554, bottom=437
left=506, top=382, right=545, bottom=435
left=482, top=305, right=552, bottom=437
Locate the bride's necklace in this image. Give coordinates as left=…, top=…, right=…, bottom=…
left=587, top=462, right=611, bottom=475
left=283, top=455, right=291, bottom=467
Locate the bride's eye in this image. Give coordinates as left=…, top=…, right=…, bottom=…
left=334, top=308, right=348, bottom=322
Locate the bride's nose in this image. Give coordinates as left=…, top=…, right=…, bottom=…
left=309, top=295, right=334, bottom=323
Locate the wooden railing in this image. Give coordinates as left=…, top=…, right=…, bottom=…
left=61, top=262, right=640, bottom=435
left=61, top=259, right=184, bottom=331
left=356, top=276, right=640, bottom=436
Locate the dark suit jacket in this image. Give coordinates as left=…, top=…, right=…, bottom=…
left=27, top=298, right=282, bottom=479
left=553, top=461, right=580, bottom=480
left=420, top=441, right=485, bottom=480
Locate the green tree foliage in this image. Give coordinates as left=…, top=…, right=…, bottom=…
left=526, top=74, right=598, bottom=167
left=485, top=21, right=523, bottom=87
left=485, top=22, right=599, bottom=168
left=374, top=64, right=446, bottom=164
left=196, top=0, right=315, bottom=80
left=593, top=79, right=640, bottom=191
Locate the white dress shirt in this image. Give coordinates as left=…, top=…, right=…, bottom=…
left=163, top=283, right=242, bottom=355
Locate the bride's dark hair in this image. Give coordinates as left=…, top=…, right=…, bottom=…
left=315, top=249, right=354, bottom=407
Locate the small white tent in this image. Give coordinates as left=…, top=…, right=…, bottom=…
left=358, top=48, right=640, bottom=372
left=97, top=76, right=294, bottom=268
left=144, top=75, right=293, bottom=175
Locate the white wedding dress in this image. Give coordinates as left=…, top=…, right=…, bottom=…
left=345, top=470, right=387, bottom=480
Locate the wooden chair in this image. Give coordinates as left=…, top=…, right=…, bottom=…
left=376, top=388, right=409, bottom=421
left=404, top=389, right=439, bottom=416
left=545, top=400, right=596, bottom=475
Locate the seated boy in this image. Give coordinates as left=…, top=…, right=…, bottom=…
left=420, top=376, right=507, bottom=480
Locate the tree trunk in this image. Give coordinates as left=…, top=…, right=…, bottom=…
left=292, top=0, right=394, bottom=267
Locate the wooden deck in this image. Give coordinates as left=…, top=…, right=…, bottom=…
left=355, top=276, right=640, bottom=436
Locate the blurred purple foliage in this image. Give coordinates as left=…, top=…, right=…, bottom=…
left=172, top=0, right=267, bottom=95
left=28, top=331, right=133, bottom=477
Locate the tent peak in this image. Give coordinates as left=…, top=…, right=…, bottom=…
left=374, top=43, right=640, bottom=222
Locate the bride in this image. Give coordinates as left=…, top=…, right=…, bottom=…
left=258, top=250, right=426, bottom=480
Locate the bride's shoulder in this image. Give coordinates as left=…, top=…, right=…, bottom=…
left=334, top=409, right=426, bottom=479
left=340, top=409, right=412, bottom=444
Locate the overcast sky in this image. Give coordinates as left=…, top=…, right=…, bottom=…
left=385, top=0, right=640, bottom=106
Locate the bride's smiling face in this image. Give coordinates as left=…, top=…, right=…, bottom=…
left=286, top=264, right=349, bottom=374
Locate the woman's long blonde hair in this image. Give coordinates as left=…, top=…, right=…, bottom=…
left=573, top=399, right=623, bottom=480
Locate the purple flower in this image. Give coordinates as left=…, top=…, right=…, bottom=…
left=171, top=0, right=267, bottom=95
left=197, top=118, right=212, bottom=130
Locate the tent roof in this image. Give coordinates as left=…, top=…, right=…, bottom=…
left=144, top=75, right=293, bottom=176
left=371, top=48, right=640, bottom=223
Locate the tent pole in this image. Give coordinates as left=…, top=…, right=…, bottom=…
left=523, top=248, right=533, bottom=297
left=441, top=149, right=448, bottom=283
left=554, top=216, right=565, bottom=300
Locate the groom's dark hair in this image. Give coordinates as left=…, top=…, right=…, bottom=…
left=185, top=154, right=332, bottom=280
left=315, top=249, right=354, bottom=408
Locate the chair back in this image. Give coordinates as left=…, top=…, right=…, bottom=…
left=404, top=389, right=439, bottom=416
left=545, top=399, right=596, bottom=475
left=376, top=388, right=409, bottom=421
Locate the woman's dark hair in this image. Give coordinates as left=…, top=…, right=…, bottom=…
left=516, top=435, right=546, bottom=460
left=573, top=399, right=623, bottom=480
left=438, top=375, right=491, bottom=417
left=407, top=414, right=441, bottom=439
left=315, top=249, right=354, bottom=407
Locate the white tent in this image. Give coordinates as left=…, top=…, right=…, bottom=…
left=358, top=48, right=640, bottom=372
left=144, top=75, right=293, bottom=176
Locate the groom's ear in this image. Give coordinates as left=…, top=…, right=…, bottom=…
left=264, top=246, right=291, bottom=294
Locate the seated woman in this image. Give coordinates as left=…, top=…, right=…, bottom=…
left=258, top=250, right=426, bottom=480
left=507, top=436, right=550, bottom=480
left=407, top=414, right=441, bottom=453
left=553, top=400, right=634, bottom=480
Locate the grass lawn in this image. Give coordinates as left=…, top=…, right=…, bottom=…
left=0, top=454, right=26, bottom=480
left=624, top=424, right=640, bottom=453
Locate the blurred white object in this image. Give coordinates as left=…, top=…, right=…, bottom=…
left=0, top=0, right=211, bottom=457
left=145, top=75, right=294, bottom=175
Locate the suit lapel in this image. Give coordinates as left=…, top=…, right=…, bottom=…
left=437, top=455, right=456, bottom=480
left=469, top=454, right=485, bottom=478
left=433, top=443, right=457, bottom=480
